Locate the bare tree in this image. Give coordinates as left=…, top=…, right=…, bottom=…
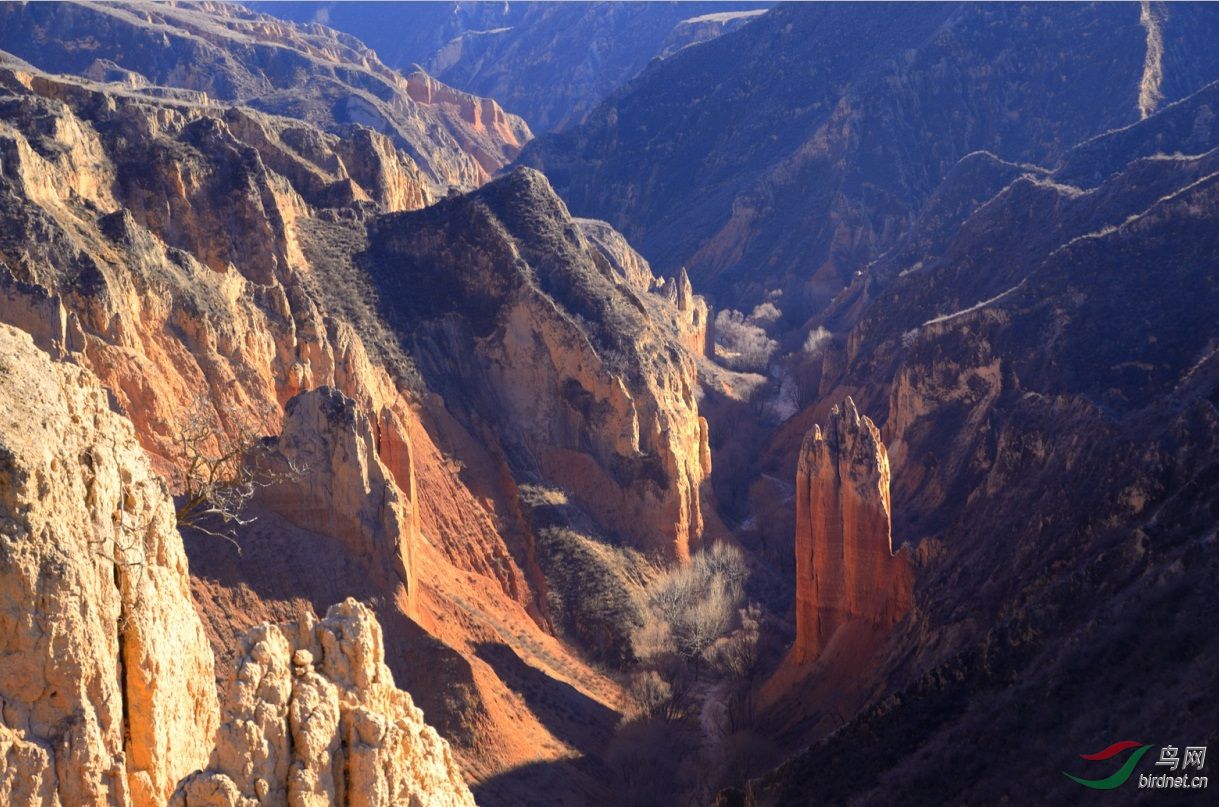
left=713, top=308, right=779, bottom=371
left=171, top=395, right=303, bottom=551
left=631, top=543, right=752, bottom=718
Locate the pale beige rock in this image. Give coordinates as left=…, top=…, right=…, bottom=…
left=255, top=388, right=415, bottom=604
left=0, top=324, right=218, bottom=806
left=792, top=398, right=913, bottom=663
left=172, top=599, right=475, bottom=807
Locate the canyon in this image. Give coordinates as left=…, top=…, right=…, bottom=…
left=519, top=2, right=1219, bottom=321
left=0, top=3, right=1217, bottom=806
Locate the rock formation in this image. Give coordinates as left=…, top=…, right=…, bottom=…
left=0, top=23, right=623, bottom=803
left=518, top=3, right=1219, bottom=319
left=656, top=9, right=769, bottom=60
left=256, top=388, right=416, bottom=607
left=0, top=324, right=219, bottom=806
left=365, top=167, right=718, bottom=561
left=791, top=398, right=912, bottom=663
left=732, top=64, right=1219, bottom=807
left=171, top=599, right=474, bottom=807
left=262, top=2, right=773, bottom=133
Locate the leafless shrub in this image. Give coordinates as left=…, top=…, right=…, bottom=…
left=171, top=395, right=304, bottom=551
left=748, top=301, right=782, bottom=326
left=803, top=325, right=831, bottom=354
left=704, top=604, right=762, bottom=682
left=630, top=543, right=751, bottom=719
left=714, top=309, right=779, bottom=371
left=627, top=670, right=674, bottom=720
left=704, top=604, right=763, bottom=731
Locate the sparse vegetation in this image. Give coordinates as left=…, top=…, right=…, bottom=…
left=803, top=325, right=831, bottom=354
left=172, top=396, right=303, bottom=551
left=522, top=484, right=649, bottom=668
left=536, top=525, right=645, bottom=667
left=714, top=307, right=779, bottom=371
left=609, top=542, right=770, bottom=803
left=628, top=542, right=753, bottom=717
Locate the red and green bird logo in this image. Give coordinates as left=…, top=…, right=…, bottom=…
left=1064, top=741, right=1153, bottom=789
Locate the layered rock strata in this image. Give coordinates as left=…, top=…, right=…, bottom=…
left=365, top=167, right=717, bottom=560
left=0, top=0, right=530, bottom=193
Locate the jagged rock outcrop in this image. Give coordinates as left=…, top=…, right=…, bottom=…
left=791, top=398, right=912, bottom=663
left=0, top=35, right=622, bottom=805
left=364, top=167, right=717, bottom=561
left=172, top=599, right=474, bottom=807
left=734, top=75, right=1219, bottom=807
left=0, top=324, right=219, bottom=806
left=256, top=388, right=416, bottom=607
left=578, top=220, right=712, bottom=356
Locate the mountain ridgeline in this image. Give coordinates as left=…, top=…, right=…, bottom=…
left=258, top=1, right=772, bottom=132
left=518, top=2, right=1219, bottom=322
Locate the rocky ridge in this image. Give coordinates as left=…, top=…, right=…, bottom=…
left=726, top=67, right=1219, bottom=807
left=258, top=1, right=772, bottom=133
left=519, top=2, right=1219, bottom=320
left=0, top=9, right=712, bottom=801
left=0, top=324, right=218, bottom=806
left=363, top=167, right=719, bottom=562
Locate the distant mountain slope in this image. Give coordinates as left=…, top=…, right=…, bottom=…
left=257, top=1, right=772, bottom=132
left=0, top=0, right=530, bottom=192
left=727, top=75, right=1219, bottom=807
left=518, top=2, right=1219, bottom=322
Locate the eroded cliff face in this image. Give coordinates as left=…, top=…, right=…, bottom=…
left=519, top=3, right=1219, bottom=322
left=0, top=33, right=624, bottom=804
left=0, top=325, right=218, bottom=806
left=172, top=599, right=474, bottom=807
left=280, top=1, right=770, bottom=134
left=365, top=167, right=718, bottom=561
left=733, top=74, right=1219, bottom=807
left=790, top=399, right=912, bottom=665
left=256, top=388, right=416, bottom=607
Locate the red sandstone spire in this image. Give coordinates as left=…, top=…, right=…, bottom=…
left=792, top=398, right=912, bottom=663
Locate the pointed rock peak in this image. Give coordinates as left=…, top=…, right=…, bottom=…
left=842, top=395, right=861, bottom=426
left=677, top=266, right=693, bottom=312
left=662, top=276, right=678, bottom=303
left=789, top=400, right=912, bottom=665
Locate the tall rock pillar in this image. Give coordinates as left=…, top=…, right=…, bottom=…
left=793, top=398, right=912, bottom=663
